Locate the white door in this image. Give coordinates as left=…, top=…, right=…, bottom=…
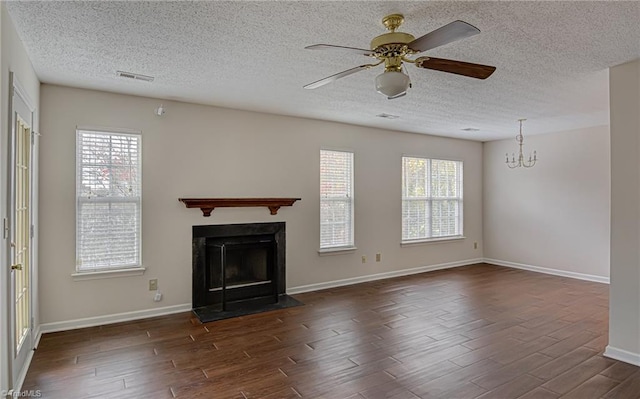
left=9, top=75, right=35, bottom=384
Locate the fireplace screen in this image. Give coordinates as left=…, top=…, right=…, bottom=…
left=207, top=238, right=274, bottom=291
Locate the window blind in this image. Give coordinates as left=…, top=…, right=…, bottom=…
left=402, top=157, right=463, bottom=241
left=76, top=129, right=142, bottom=271
left=320, top=150, right=354, bottom=249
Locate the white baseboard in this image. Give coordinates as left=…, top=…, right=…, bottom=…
left=287, top=258, right=484, bottom=295
left=35, top=258, right=607, bottom=335
left=38, top=260, right=483, bottom=334
left=604, top=345, right=640, bottom=366
left=38, top=303, right=192, bottom=334
left=483, top=258, right=609, bottom=284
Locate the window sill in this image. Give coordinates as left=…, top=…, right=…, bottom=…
left=401, top=236, right=466, bottom=247
left=72, top=267, right=146, bottom=281
left=318, top=246, right=358, bottom=256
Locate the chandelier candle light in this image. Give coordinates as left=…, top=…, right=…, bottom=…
left=506, top=119, right=537, bottom=169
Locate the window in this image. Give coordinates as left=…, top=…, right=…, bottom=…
left=320, top=150, right=354, bottom=250
left=76, top=128, right=141, bottom=272
left=402, top=157, right=463, bottom=242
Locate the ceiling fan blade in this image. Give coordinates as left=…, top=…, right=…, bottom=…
left=408, top=20, right=480, bottom=53
left=305, top=44, right=374, bottom=57
left=415, top=57, right=496, bottom=79
left=303, top=64, right=372, bottom=89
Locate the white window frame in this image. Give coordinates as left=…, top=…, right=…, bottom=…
left=319, top=149, right=355, bottom=252
left=73, top=127, right=144, bottom=279
left=402, top=156, right=464, bottom=244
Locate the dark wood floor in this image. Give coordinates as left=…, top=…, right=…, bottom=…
left=23, top=264, right=640, bottom=398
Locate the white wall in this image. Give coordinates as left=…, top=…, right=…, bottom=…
left=483, top=125, right=610, bottom=280
left=0, top=2, right=40, bottom=392
left=606, top=59, right=640, bottom=366
left=39, top=84, right=483, bottom=325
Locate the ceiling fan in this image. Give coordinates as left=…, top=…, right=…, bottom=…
left=303, top=14, right=496, bottom=99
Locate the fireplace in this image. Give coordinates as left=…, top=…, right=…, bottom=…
left=192, top=222, right=301, bottom=322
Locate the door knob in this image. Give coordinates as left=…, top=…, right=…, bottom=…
left=11, top=263, right=22, bottom=270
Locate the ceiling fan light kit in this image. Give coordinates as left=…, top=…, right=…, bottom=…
left=304, top=14, right=496, bottom=99
left=376, top=70, right=411, bottom=98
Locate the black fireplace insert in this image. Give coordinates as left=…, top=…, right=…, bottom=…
left=192, top=222, right=301, bottom=322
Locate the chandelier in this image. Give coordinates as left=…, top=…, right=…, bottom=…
left=506, top=119, right=537, bottom=169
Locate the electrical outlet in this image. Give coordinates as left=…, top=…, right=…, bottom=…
left=149, top=279, right=158, bottom=291
left=361, top=255, right=366, bottom=264
left=376, top=253, right=381, bottom=262
left=474, top=242, right=478, bottom=250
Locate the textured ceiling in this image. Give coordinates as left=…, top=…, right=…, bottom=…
left=6, top=1, right=640, bottom=141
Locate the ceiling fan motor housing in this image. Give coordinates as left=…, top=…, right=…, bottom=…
left=371, top=13, right=416, bottom=67
left=371, top=33, right=415, bottom=73
left=370, top=32, right=415, bottom=54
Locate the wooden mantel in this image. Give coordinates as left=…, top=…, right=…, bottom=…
left=178, top=198, right=301, bottom=217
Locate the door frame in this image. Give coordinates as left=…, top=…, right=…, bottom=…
left=5, top=71, right=38, bottom=394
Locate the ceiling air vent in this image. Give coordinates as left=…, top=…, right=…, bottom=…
left=116, top=70, right=155, bottom=82
left=376, top=113, right=400, bottom=119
